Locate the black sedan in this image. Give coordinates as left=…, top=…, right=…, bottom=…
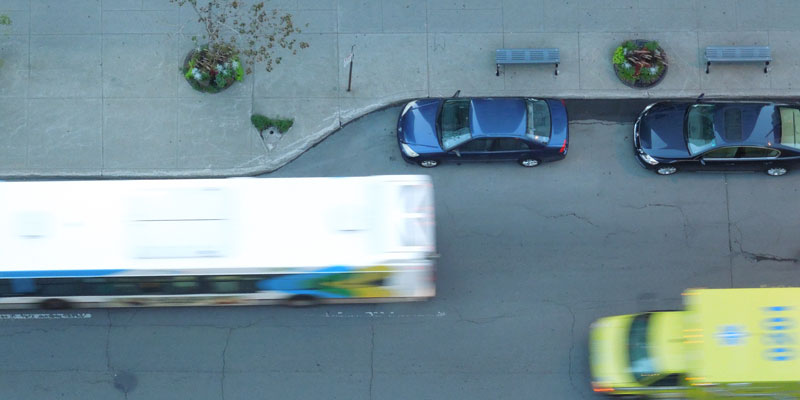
left=633, top=101, right=800, bottom=176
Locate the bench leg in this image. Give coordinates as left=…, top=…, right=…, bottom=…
left=554, top=63, right=559, bottom=76
left=496, top=64, right=500, bottom=77
left=706, top=61, right=710, bottom=74
left=764, top=61, right=770, bottom=74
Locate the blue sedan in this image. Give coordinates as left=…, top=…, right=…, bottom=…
left=396, top=97, right=569, bottom=167
left=634, top=101, right=800, bottom=176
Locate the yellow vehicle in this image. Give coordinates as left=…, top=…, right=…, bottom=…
left=589, top=288, right=800, bottom=399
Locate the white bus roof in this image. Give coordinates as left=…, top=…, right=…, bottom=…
left=0, top=176, right=435, bottom=277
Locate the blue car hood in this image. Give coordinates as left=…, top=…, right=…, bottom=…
left=398, top=99, right=444, bottom=150
left=638, top=103, right=692, bottom=159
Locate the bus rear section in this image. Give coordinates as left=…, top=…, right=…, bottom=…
left=0, top=175, right=436, bottom=309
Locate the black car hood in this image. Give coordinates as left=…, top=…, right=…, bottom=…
left=638, top=103, right=692, bottom=159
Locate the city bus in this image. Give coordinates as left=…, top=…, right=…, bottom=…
left=0, top=175, right=436, bottom=309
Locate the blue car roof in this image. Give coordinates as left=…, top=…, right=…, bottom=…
left=470, top=98, right=528, bottom=138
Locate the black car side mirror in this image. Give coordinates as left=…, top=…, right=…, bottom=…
left=453, top=150, right=461, bottom=157
left=699, top=158, right=706, bottom=165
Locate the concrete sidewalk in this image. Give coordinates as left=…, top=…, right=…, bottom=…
left=2, top=0, right=800, bottom=178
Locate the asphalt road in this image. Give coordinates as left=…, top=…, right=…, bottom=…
left=2, top=102, right=799, bottom=399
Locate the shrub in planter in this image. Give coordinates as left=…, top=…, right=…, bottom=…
left=183, top=45, right=244, bottom=93
left=251, top=113, right=294, bottom=134
left=252, top=113, right=294, bottom=151
left=172, top=0, right=308, bottom=93
left=612, top=40, right=668, bottom=89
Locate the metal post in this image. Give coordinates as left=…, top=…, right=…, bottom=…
left=347, top=45, right=355, bottom=92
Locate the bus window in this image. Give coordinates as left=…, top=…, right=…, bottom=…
left=10, top=278, right=36, bottom=295
left=38, top=278, right=82, bottom=297
left=0, top=280, right=12, bottom=296
left=107, top=278, right=140, bottom=296
left=169, top=276, right=200, bottom=295
left=207, top=277, right=245, bottom=294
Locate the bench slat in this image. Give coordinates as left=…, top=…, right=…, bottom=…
left=496, top=48, right=560, bottom=64
left=705, top=45, right=771, bottom=74
left=705, top=46, right=771, bottom=62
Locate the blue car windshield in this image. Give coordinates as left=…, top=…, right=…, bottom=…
left=686, top=104, right=717, bottom=155
left=439, top=99, right=472, bottom=150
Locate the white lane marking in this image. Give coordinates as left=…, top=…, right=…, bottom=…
left=321, top=311, right=446, bottom=318
left=0, top=313, right=92, bottom=320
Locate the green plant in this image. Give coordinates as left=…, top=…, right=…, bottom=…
left=622, top=40, right=636, bottom=51
left=251, top=114, right=271, bottom=133
left=612, top=46, right=626, bottom=65
left=612, top=39, right=667, bottom=86
left=273, top=118, right=294, bottom=133
left=251, top=113, right=294, bottom=134
left=182, top=44, right=243, bottom=93
left=0, top=14, right=9, bottom=68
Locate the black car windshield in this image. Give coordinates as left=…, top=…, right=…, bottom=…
left=438, top=99, right=472, bottom=150
left=779, top=107, right=800, bottom=149
left=686, top=104, right=717, bottom=155
left=526, top=99, right=551, bottom=144
left=628, top=313, right=657, bottom=383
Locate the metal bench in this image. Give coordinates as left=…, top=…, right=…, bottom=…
left=705, top=46, right=771, bottom=74
left=495, top=48, right=560, bottom=76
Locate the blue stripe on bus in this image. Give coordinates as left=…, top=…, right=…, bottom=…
left=259, top=266, right=349, bottom=298
left=0, top=269, right=124, bottom=278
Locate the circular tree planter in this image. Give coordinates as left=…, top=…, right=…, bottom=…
left=182, top=45, right=244, bottom=94
left=612, top=39, right=668, bottom=89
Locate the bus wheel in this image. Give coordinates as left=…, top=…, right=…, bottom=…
left=285, top=295, right=318, bottom=307
left=41, top=299, right=71, bottom=310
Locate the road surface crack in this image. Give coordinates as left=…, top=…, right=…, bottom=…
left=221, top=328, right=232, bottom=400
left=623, top=203, right=689, bottom=243
left=731, top=225, right=799, bottom=264
left=369, top=324, right=375, bottom=400
left=544, top=212, right=598, bottom=228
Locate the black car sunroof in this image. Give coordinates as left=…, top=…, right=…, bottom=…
left=723, top=108, right=743, bottom=141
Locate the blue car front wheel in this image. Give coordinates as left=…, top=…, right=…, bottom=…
left=418, top=159, right=439, bottom=168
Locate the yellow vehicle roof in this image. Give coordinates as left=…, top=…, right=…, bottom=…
left=684, top=288, right=800, bottom=383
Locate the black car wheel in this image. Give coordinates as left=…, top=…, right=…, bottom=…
left=418, top=159, right=439, bottom=168
left=518, top=158, right=541, bottom=167
left=656, top=166, right=677, bottom=175
left=766, top=167, right=788, bottom=176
